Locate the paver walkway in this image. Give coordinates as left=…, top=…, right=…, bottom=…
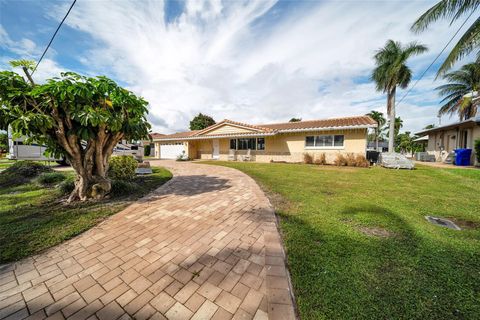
left=0, top=161, right=296, bottom=320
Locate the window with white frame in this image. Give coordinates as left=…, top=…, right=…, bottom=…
left=230, top=137, right=265, bottom=150
left=305, top=134, right=344, bottom=148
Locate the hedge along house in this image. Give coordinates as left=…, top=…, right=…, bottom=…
left=152, top=116, right=377, bottom=163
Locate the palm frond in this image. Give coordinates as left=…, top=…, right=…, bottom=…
left=450, top=0, right=480, bottom=24
left=437, top=17, right=480, bottom=75
left=403, top=42, right=429, bottom=57
left=411, top=0, right=479, bottom=33
left=438, top=99, right=461, bottom=116
left=436, top=83, right=469, bottom=96
left=438, top=91, right=464, bottom=104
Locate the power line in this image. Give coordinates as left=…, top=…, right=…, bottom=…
left=31, top=0, right=76, bottom=75
left=395, top=9, right=477, bottom=107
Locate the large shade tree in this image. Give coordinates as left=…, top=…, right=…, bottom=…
left=189, top=113, right=216, bottom=130
left=436, top=62, right=480, bottom=120
left=0, top=62, right=150, bottom=202
left=412, top=0, right=480, bottom=75
left=366, top=110, right=386, bottom=151
left=372, top=40, right=428, bottom=152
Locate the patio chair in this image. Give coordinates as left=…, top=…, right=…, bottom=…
left=228, top=149, right=236, bottom=161
left=244, top=149, right=252, bottom=161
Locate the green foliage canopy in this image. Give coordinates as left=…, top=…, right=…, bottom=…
left=474, top=139, right=480, bottom=163
left=0, top=70, right=151, bottom=160
left=0, top=132, right=7, bottom=153
left=189, top=113, right=216, bottom=130
left=436, top=62, right=480, bottom=120
left=412, top=0, right=480, bottom=75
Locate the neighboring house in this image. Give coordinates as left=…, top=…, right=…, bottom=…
left=415, top=115, right=480, bottom=165
left=152, top=116, right=376, bottom=163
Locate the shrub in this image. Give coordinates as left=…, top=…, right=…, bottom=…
left=345, top=153, right=357, bottom=166
left=303, top=153, right=313, bottom=164
left=475, top=139, right=480, bottom=164
left=334, top=153, right=370, bottom=167
left=36, top=172, right=66, bottom=185
left=314, top=153, right=327, bottom=165
left=355, top=155, right=370, bottom=168
left=3, top=160, right=52, bottom=177
left=144, top=144, right=151, bottom=156
left=176, top=151, right=189, bottom=161
left=110, top=180, right=138, bottom=197
left=108, top=156, right=138, bottom=180
left=334, top=154, right=347, bottom=166
left=58, top=176, right=75, bottom=194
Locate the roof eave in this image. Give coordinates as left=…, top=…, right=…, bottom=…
left=276, top=124, right=376, bottom=133
left=153, top=124, right=373, bottom=142
left=154, top=132, right=277, bottom=141
left=415, top=116, right=480, bottom=136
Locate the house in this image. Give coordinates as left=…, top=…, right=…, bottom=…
left=415, top=115, right=480, bottom=165
left=152, top=116, right=377, bottom=163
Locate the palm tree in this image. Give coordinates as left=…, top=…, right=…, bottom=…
left=366, top=111, right=386, bottom=151
left=372, top=40, right=428, bottom=152
left=412, top=1, right=480, bottom=75
left=384, top=116, right=404, bottom=138
left=394, top=117, right=403, bottom=137
left=396, top=131, right=422, bottom=156
left=436, top=62, right=480, bottom=120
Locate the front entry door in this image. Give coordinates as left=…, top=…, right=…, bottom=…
left=212, top=139, right=220, bottom=159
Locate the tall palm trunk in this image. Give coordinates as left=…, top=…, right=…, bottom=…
left=375, top=128, right=379, bottom=151
left=387, top=87, right=396, bottom=152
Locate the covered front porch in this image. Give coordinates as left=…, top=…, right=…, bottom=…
left=186, top=136, right=267, bottom=161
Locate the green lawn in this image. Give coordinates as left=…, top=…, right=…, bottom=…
left=204, top=161, right=480, bottom=320
left=0, top=167, right=172, bottom=263
left=0, top=159, right=15, bottom=169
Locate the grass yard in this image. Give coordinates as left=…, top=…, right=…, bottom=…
left=0, top=166, right=172, bottom=263
left=205, top=161, right=480, bottom=320
left=0, top=158, right=15, bottom=169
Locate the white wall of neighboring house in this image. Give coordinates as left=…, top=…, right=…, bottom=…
left=426, top=126, right=479, bottom=165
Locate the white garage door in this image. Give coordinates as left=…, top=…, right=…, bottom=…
left=160, top=143, right=185, bottom=159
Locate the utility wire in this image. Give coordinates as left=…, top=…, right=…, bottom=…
left=396, top=9, right=477, bottom=107
left=31, top=0, right=76, bottom=75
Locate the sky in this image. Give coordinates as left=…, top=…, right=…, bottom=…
left=0, top=0, right=477, bottom=134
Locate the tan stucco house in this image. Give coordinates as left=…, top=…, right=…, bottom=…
left=152, top=116, right=376, bottom=163
left=416, top=116, right=480, bottom=165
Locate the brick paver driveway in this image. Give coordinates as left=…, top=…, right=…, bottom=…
left=0, top=161, right=296, bottom=320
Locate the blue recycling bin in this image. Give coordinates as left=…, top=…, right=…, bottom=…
left=454, top=149, right=472, bottom=166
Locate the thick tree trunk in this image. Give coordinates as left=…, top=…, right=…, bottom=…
left=67, top=156, right=112, bottom=202
left=375, top=128, right=379, bottom=151
left=387, top=88, right=396, bottom=153
left=64, top=132, right=123, bottom=202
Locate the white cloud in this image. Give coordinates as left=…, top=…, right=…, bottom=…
left=0, top=25, right=40, bottom=57
left=0, top=23, right=65, bottom=82
left=45, top=0, right=477, bottom=133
